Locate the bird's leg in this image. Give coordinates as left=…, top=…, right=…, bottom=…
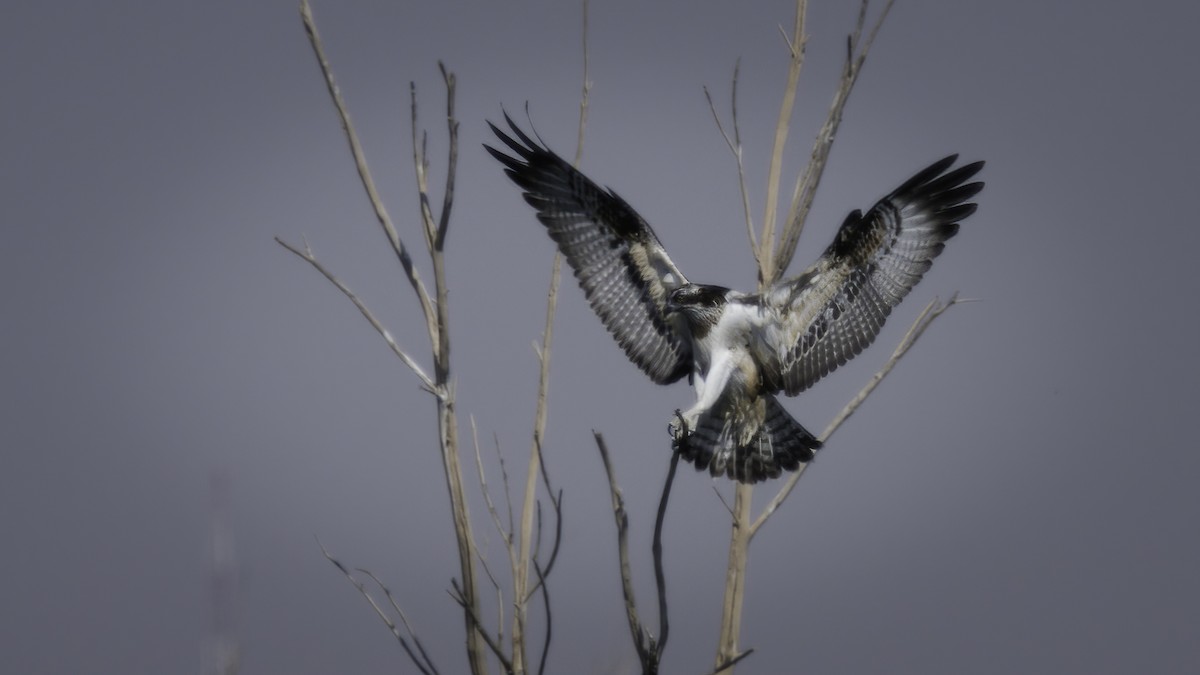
left=670, top=353, right=736, bottom=443
left=668, top=408, right=690, bottom=442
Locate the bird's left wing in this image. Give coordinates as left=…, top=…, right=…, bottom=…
left=754, top=155, right=984, bottom=395
left=486, top=115, right=693, bottom=384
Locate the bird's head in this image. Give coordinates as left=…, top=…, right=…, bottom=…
left=666, top=284, right=730, bottom=331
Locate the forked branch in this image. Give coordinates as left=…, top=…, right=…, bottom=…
left=292, top=3, right=486, bottom=672
left=595, top=432, right=678, bottom=674
left=773, top=0, right=896, bottom=280
left=318, top=539, right=440, bottom=675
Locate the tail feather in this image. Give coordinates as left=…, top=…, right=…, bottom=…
left=675, top=395, right=821, bottom=483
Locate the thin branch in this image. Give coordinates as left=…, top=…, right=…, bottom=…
left=595, top=432, right=659, bottom=672
left=525, top=458, right=564, bottom=601
left=450, top=579, right=514, bottom=675
left=773, top=0, right=895, bottom=279
left=513, top=253, right=562, bottom=670
left=574, top=0, right=591, bottom=167
left=512, top=0, right=589, bottom=658
left=469, top=420, right=512, bottom=651
left=298, top=0, right=437, bottom=332
left=472, top=417, right=513, bottom=552
left=704, top=60, right=758, bottom=263
left=706, top=648, right=756, bottom=675
left=757, top=0, right=808, bottom=286
left=711, top=485, right=736, bottom=518
left=751, top=294, right=965, bottom=535
left=317, top=538, right=437, bottom=675
left=435, top=62, right=457, bottom=250
left=651, top=448, right=681, bottom=658
left=533, top=560, right=553, bottom=675
left=358, top=568, right=441, bottom=675
left=714, top=481, right=753, bottom=671
left=495, top=432, right=517, bottom=541
left=275, top=236, right=436, bottom=393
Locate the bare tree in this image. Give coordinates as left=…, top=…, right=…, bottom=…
left=701, top=1, right=973, bottom=671
left=282, top=1, right=966, bottom=673
left=592, top=1, right=966, bottom=672
left=279, top=3, right=575, bottom=674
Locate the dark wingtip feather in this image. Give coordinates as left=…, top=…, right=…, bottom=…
left=938, top=204, right=977, bottom=222
left=900, top=154, right=959, bottom=192
left=486, top=119, right=536, bottom=160
left=483, top=142, right=522, bottom=170
left=502, top=110, right=542, bottom=152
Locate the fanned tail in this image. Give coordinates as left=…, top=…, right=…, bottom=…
left=674, top=395, right=821, bottom=483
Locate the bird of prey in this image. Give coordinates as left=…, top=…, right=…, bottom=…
left=486, top=116, right=983, bottom=483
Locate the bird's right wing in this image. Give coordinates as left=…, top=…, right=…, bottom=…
left=755, top=155, right=984, bottom=395
left=486, top=115, right=693, bottom=384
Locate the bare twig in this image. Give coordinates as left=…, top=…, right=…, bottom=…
left=752, top=294, right=966, bottom=534
left=318, top=539, right=438, bottom=675
left=714, top=481, right=752, bottom=673
left=711, top=2, right=901, bottom=668
left=705, top=648, right=756, bottom=675
left=434, top=63, right=457, bottom=250
left=298, top=0, right=437, bottom=332
left=450, top=579, right=514, bottom=675
left=574, top=0, right=591, bottom=167
left=773, top=0, right=896, bottom=280
left=513, top=253, right=562, bottom=672
left=473, top=428, right=516, bottom=654
left=711, top=485, right=736, bottom=518
left=595, top=432, right=658, bottom=671
left=651, top=448, right=681, bottom=658
left=757, top=0, right=808, bottom=287
left=275, top=237, right=436, bottom=392
left=526, top=456, right=564, bottom=601
left=495, top=433, right=517, bottom=540
left=704, top=61, right=758, bottom=263
left=512, top=0, right=589, bottom=665
left=297, top=6, right=487, bottom=670
left=533, top=560, right=553, bottom=675
left=358, top=568, right=442, bottom=675
left=472, top=418, right=512, bottom=542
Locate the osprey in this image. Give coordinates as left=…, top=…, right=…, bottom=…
left=486, top=116, right=983, bottom=483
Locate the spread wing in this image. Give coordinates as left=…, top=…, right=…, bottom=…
left=485, top=115, right=693, bottom=384
left=754, top=155, right=984, bottom=395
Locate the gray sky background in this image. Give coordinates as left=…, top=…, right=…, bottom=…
left=3, top=1, right=1199, bottom=673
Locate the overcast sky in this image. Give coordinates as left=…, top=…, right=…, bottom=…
left=3, top=1, right=1199, bottom=673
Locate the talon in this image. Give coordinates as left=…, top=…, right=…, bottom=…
left=669, top=409, right=689, bottom=441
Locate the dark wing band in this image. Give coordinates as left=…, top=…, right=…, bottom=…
left=485, top=115, right=692, bottom=384
left=757, top=154, right=984, bottom=395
